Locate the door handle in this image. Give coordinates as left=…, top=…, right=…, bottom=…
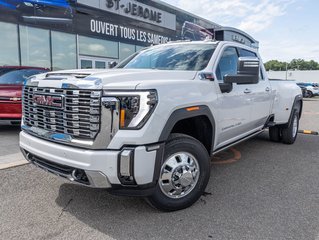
left=244, top=88, right=252, bottom=94
left=265, top=87, right=271, bottom=92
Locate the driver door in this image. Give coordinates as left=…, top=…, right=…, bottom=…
left=214, top=47, right=253, bottom=149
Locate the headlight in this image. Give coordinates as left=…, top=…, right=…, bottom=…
left=103, top=90, right=158, bottom=129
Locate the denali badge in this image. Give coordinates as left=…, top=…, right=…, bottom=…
left=33, top=94, right=63, bottom=109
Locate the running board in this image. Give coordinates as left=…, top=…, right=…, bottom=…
left=212, top=130, right=264, bottom=156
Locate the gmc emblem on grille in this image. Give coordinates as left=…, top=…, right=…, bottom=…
left=33, top=94, right=63, bottom=109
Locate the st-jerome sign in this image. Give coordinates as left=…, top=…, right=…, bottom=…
left=77, top=0, right=176, bottom=30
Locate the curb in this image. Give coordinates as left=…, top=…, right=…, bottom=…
left=298, top=130, right=319, bottom=135
left=0, top=160, right=29, bottom=170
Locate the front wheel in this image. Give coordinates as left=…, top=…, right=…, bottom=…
left=146, top=134, right=211, bottom=211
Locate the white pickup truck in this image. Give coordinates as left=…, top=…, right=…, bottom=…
left=20, top=40, right=302, bottom=211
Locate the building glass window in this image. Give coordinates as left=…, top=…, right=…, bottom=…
left=20, top=26, right=51, bottom=68
left=95, top=61, right=106, bottom=69
left=80, top=59, right=93, bottom=69
left=136, top=45, right=146, bottom=52
left=79, top=36, right=118, bottom=59
left=51, top=31, right=76, bottom=71
left=119, top=43, right=135, bottom=61
left=0, top=22, right=19, bottom=66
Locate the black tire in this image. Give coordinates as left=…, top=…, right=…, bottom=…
left=269, top=126, right=281, bottom=142
left=281, top=110, right=299, bottom=144
left=307, top=90, right=313, bottom=98
left=146, top=133, right=211, bottom=211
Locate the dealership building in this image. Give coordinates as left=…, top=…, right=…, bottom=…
left=0, top=0, right=257, bottom=70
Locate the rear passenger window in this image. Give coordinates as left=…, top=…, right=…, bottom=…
left=216, top=47, right=238, bottom=81
left=239, top=48, right=257, bottom=57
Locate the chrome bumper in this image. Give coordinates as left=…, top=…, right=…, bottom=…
left=0, top=119, right=21, bottom=125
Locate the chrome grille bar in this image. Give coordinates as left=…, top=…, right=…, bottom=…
left=23, top=86, right=102, bottom=139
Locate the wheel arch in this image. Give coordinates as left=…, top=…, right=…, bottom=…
left=159, top=105, right=216, bottom=155
left=280, top=94, right=303, bottom=128
left=293, top=95, right=303, bottom=119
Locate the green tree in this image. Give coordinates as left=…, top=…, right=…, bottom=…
left=264, top=60, right=287, bottom=71
left=308, top=60, right=319, bottom=70
left=265, top=59, right=319, bottom=71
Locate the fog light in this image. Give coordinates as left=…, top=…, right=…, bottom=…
left=120, top=150, right=133, bottom=177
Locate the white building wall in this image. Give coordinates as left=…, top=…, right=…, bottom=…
left=267, top=70, right=319, bottom=83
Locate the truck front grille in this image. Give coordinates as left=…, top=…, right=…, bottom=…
left=23, top=87, right=102, bottom=139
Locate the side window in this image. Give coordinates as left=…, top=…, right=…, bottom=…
left=259, top=65, right=265, bottom=80
left=239, top=48, right=264, bottom=80
left=216, top=47, right=238, bottom=81
left=239, top=48, right=257, bottom=57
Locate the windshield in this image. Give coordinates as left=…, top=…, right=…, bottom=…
left=0, top=69, right=47, bottom=85
left=0, top=68, right=20, bottom=76
left=118, top=44, right=215, bottom=71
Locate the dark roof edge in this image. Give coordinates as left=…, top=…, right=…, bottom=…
left=215, top=26, right=259, bottom=45
left=155, top=0, right=221, bottom=27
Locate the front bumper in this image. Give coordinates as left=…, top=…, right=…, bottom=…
left=20, top=132, right=162, bottom=194
left=0, top=102, right=22, bottom=125
left=0, top=118, right=21, bottom=125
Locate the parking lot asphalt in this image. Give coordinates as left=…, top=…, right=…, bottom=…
left=300, top=98, right=319, bottom=133
left=0, top=125, right=27, bottom=169
left=1, top=98, right=319, bottom=240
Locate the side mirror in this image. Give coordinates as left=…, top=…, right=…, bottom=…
left=108, top=61, right=118, bottom=69
left=224, top=57, right=260, bottom=84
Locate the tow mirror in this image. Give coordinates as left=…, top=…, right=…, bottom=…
left=224, top=57, right=260, bottom=84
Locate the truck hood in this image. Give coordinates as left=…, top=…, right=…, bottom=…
left=0, top=84, right=22, bottom=98
left=32, top=69, right=198, bottom=89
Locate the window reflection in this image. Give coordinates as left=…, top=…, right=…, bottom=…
left=120, top=43, right=135, bottom=61
left=0, top=22, right=19, bottom=66
left=135, top=45, right=146, bottom=52
left=81, top=60, right=92, bottom=69
left=20, top=26, right=51, bottom=68
left=52, top=31, right=76, bottom=70
left=123, top=44, right=215, bottom=71
left=216, top=47, right=238, bottom=81
left=79, top=36, right=118, bottom=59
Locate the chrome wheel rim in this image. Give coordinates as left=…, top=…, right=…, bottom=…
left=292, top=115, right=298, bottom=137
left=159, top=152, right=200, bottom=199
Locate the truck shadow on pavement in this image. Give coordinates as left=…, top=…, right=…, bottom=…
left=0, top=125, right=21, bottom=132
left=54, top=132, right=319, bottom=240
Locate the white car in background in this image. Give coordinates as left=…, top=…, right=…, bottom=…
left=297, top=82, right=319, bottom=98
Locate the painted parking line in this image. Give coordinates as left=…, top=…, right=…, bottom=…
left=0, top=153, right=28, bottom=170
left=298, top=130, right=319, bottom=135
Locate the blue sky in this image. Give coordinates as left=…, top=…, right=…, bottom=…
left=161, top=0, right=319, bottom=62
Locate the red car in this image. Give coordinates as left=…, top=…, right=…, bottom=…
left=0, top=66, right=48, bottom=125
